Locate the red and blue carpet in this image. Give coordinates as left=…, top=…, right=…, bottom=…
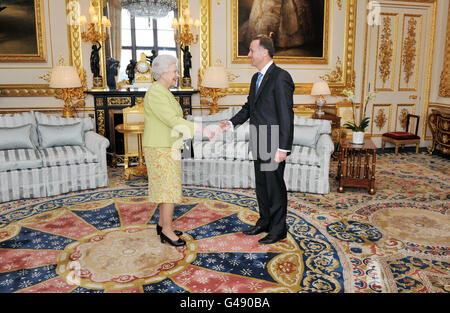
left=0, top=151, right=448, bottom=293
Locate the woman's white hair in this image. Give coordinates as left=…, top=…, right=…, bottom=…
left=151, top=54, right=178, bottom=81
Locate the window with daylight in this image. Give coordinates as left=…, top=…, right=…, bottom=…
left=118, top=9, right=178, bottom=82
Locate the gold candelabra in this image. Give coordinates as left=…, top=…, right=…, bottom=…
left=80, top=4, right=111, bottom=44
left=172, top=7, right=200, bottom=89
left=79, top=2, right=111, bottom=90
left=172, top=7, right=200, bottom=46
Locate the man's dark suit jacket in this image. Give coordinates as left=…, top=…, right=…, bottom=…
left=230, top=63, right=295, bottom=162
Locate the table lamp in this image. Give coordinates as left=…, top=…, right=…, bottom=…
left=49, top=66, right=85, bottom=118
left=311, top=81, right=331, bottom=116
left=200, top=64, right=229, bottom=114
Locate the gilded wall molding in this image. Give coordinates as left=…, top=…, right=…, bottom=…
left=402, top=17, right=418, bottom=85
left=0, top=107, right=95, bottom=117
left=67, top=0, right=87, bottom=90
left=370, top=104, right=391, bottom=136
left=378, top=16, right=394, bottom=87
left=398, top=107, right=410, bottom=129
left=198, top=0, right=210, bottom=79
left=320, top=57, right=343, bottom=83
left=438, top=2, right=450, bottom=97
left=374, top=108, right=387, bottom=130
left=0, top=84, right=55, bottom=97
left=342, top=0, right=357, bottom=92
left=395, top=104, right=415, bottom=131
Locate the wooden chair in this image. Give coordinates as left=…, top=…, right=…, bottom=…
left=382, top=114, right=420, bottom=154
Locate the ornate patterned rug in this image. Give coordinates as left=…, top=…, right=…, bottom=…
left=0, top=151, right=448, bottom=293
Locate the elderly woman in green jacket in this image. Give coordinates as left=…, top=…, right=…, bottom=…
left=143, top=54, right=214, bottom=247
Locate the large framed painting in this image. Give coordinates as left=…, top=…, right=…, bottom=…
left=232, top=0, right=329, bottom=64
left=0, top=0, right=47, bottom=62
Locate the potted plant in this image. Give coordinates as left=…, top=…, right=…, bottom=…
left=342, top=88, right=376, bottom=144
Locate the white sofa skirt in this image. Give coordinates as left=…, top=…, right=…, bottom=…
left=0, top=131, right=110, bottom=203
left=182, top=158, right=330, bottom=194
left=0, top=163, right=109, bottom=203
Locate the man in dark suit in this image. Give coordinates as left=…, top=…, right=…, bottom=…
left=219, top=35, right=294, bottom=244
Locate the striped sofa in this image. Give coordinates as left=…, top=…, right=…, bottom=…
left=0, top=111, right=110, bottom=203
left=182, top=107, right=334, bottom=194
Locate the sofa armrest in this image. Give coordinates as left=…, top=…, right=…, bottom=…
left=85, top=131, right=110, bottom=167
left=314, top=134, right=334, bottom=178
left=316, top=134, right=334, bottom=157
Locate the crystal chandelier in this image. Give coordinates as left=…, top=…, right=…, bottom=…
left=120, top=0, right=177, bottom=19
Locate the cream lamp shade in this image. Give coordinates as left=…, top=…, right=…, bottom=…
left=49, top=66, right=82, bottom=88
left=311, top=81, right=331, bottom=96
left=201, top=66, right=229, bottom=89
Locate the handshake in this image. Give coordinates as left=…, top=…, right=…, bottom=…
left=198, top=121, right=231, bottom=142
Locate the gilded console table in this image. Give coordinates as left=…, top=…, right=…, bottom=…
left=87, top=88, right=198, bottom=166
left=115, top=123, right=146, bottom=179
left=428, top=108, right=450, bottom=155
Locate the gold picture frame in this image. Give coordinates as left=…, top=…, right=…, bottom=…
left=0, top=0, right=85, bottom=97
left=231, top=0, right=329, bottom=65
left=0, top=0, right=47, bottom=63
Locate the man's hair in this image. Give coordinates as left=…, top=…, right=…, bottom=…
left=253, top=34, right=275, bottom=58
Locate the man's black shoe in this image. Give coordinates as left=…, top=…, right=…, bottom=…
left=242, top=225, right=268, bottom=235
left=258, top=233, right=287, bottom=244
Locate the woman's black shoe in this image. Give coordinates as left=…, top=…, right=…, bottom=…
left=160, top=232, right=186, bottom=246
left=156, top=224, right=182, bottom=236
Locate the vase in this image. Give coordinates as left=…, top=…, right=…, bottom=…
left=352, top=131, right=365, bottom=145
